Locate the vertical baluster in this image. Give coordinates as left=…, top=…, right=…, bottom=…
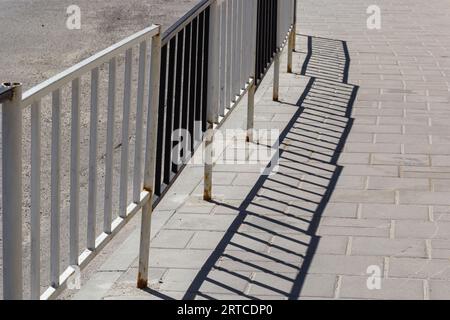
left=243, top=0, right=250, bottom=84
left=226, top=0, right=233, bottom=108
left=247, top=0, right=258, bottom=143
left=87, top=68, right=99, bottom=250
left=30, top=100, right=41, bottom=300
left=255, top=0, right=260, bottom=84
left=133, top=41, right=148, bottom=203
left=70, top=78, right=80, bottom=266
left=202, top=8, right=211, bottom=131
left=263, top=0, right=267, bottom=70
left=218, top=1, right=227, bottom=117
left=154, top=44, right=168, bottom=196
left=119, top=49, right=133, bottom=217
left=51, top=89, right=61, bottom=287
left=104, top=58, right=116, bottom=234
left=181, top=23, right=192, bottom=161
left=188, top=18, right=198, bottom=154
left=238, top=0, right=244, bottom=91
left=288, top=0, right=297, bottom=73
left=163, top=37, right=176, bottom=185
left=273, top=0, right=281, bottom=101
left=137, top=27, right=162, bottom=288
left=172, top=30, right=185, bottom=174
left=232, top=0, right=239, bottom=99
left=195, top=13, right=205, bottom=141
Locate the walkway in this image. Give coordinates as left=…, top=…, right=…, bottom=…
left=68, top=0, right=450, bottom=300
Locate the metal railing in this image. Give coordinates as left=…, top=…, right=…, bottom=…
left=1, top=0, right=297, bottom=300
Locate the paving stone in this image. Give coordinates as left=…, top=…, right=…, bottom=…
left=308, top=255, right=384, bottom=276
left=431, top=155, right=450, bottom=167
left=345, top=143, right=401, bottom=154
left=298, top=274, right=337, bottom=298
left=240, top=215, right=311, bottom=235
left=329, top=190, right=396, bottom=204
left=431, top=180, right=450, bottom=192
left=245, top=200, right=291, bottom=216
left=404, top=144, right=450, bottom=155
left=151, top=230, right=195, bottom=249
left=352, top=125, right=402, bottom=134
left=372, top=154, right=430, bottom=167
left=318, top=218, right=390, bottom=237
left=368, top=177, right=430, bottom=191
left=164, top=214, right=235, bottom=231
left=431, top=239, right=450, bottom=259
left=351, top=237, right=427, bottom=258
left=177, top=203, right=215, bottom=215
left=389, top=258, right=450, bottom=280
left=341, top=165, right=399, bottom=177
left=320, top=203, right=359, bottom=218
left=143, top=249, right=212, bottom=269
left=399, top=191, right=450, bottom=206
left=116, top=267, right=166, bottom=286
left=218, top=259, right=300, bottom=274
left=375, top=134, right=430, bottom=144
left=335, top=176, right=366, bottom=189
left=430, top=281, right=450, bottom=300
left=361, top=204, right=429, bottom=220
left=188, top=231, right=271, bottom=253
left=73, top=272, right=123, bottom=300
left=401, top=167, right=450, bottom=179
left=339, top=276, right=424, bottom=300
left=249, top=273, right=297, bottom=297
left=395, top=220, right=450, bottom=239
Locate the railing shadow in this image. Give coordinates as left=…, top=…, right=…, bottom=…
left=178, top=36, right=359, bottom=300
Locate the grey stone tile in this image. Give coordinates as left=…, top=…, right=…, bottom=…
left=151, top=230, right=195, bottom=249
left=351, top=237, right=427, bottom=258
left=368, top=177, right=430, bottom=191
left=430, top=281, right=450, bottom=300
left=361, top=204, right=429, bottom=220
left=389, top=258, right=450, bottom=280
left=339, top=276, right=423, bottom=300
left=73, top=272, right=123, bottom=300
left=308, top=255, right=384, bottom=276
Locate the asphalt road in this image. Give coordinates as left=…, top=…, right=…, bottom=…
left=0, top=0, right=199, bottom=299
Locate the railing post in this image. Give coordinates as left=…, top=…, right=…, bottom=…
left=246, top=82, right=256, bottom=143
left=204, top=0, right=220, bottom=201
left=273, top=0, right=281, bottom=101
left=137, top=25, right=162, bottom=289
left=1, top=82, right=23, bottom=300
left=247, top=0, right=258, bottom=143
left=287, top=0, right=297, bottom=73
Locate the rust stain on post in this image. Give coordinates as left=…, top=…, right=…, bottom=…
left=137, top=273, right=148, bottom=289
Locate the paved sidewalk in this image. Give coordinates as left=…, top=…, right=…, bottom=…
left=69, top=0, right=450, bottom=300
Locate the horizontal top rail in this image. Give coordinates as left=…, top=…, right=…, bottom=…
left=162, top=0, right=211, bottom=44
left=21, top=25, right=161, bottom=107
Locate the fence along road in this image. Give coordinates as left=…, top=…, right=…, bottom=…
left=0, top=0, right=297, bottom=300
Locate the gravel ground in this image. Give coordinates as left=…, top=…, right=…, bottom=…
left=0, top=0, right=199, bottom=89
left=0, top=0, right=199, bottom=299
